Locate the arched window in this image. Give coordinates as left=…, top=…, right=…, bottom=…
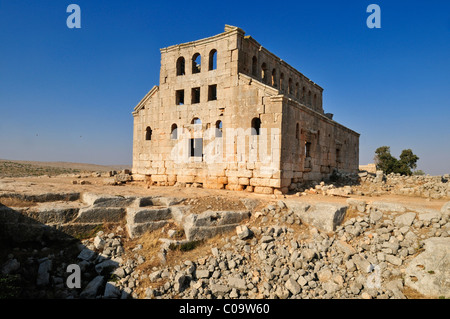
left=251, top=118, right=261, bottom=136
left=252, top=56, right=257, bottom=76
left=176, top=57, right=185, bottom=76
left=302, top=87, right=306, bottom=103
left=192, top=53, right=201, bottom=74
left=308, top=90, right=312, bottom=105
left=279, top=73, right=284, bottom=92
left=191, top=117, right=202, bottom=125
left=271, top=69, right=277, bottom=87
left=215, top=120, right=223, bottom=138
left=209, top=49, right=217, bottom=71
left=288, top=78, right=293, bottom=95
left=313, top=94, right=317, bottom=108
left=145, top=126, right=152, bottom=141
left=171, top=124, right=178, bottom=140
left=295, top=83, right=300, bottom=99
left=261, top=63, right=268, bottom=83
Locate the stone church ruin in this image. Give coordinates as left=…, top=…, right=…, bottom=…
left=132, top=25, right=359, bottom=194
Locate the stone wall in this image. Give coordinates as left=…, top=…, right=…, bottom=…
left=238, top=31, right=324, bottom=113
left=280, top=98, right=359, bottom=192
left=359, top=171, right=450, bottom=199
left=131, top=25, right=359, bottom=195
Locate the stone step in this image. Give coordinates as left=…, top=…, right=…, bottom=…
left=126, top=220, right=169, bottom=239
left=126, top=207, right=172, bottom=223
left=136, top=196, right=185, bottom=207
left=183, top=210, right=251, bottom=241
left=0, top=192, right=80, bottom=203
left=80, top=192, right=136, bottom=207
left=125, top=207, right=174, bottom=239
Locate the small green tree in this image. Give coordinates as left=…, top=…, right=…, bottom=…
left=399, top=149, right=419, bottom=171
left=374, top=146, right=419, bottom=176
left=374, top=146, right=398, bottom=175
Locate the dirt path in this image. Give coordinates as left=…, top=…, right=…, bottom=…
left=0, top=175, right=447, bottom=211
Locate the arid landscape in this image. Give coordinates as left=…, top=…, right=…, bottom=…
left=0, top=160, right=448, bottom=299
left=0, top=159, right=130, bottom=178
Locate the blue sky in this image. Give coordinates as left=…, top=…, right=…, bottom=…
left=0, top=0, right=449, bottom=174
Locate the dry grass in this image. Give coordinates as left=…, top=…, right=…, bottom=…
left=125, top=226, right=238, bottom=274
left=402, top=286, right=437, bottom=299
left=0, top=160, right=82, bottom=177
left=342, top=207, right=363, bottom=224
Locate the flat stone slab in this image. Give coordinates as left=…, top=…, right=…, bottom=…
left=126, top=207, right=171, bottom=223
left=126, top=220, right=169, bottom=239
left=81, top=192, right=136, bottom=207
left=405, top=237, right=450, bottom=298
left=185, top=210, right=251, bottom=227
left=370, top=201, right=407, bottom=213
left=184, top=224, right=241, bottom=241
left=183, top=210, right=251, bottom=241
left=136, top=196, right=185, bottom=207
left=285, top=201, right=347, bottom=232
left=0, top=192, right=80, bottom=203
left=74, top=207, right=126, bottom=223
left=26, top=202, right=82, bottom=224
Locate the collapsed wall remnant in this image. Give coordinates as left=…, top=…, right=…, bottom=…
left=132, top=25, right=359, bottom=194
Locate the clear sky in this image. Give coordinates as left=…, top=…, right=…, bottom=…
left=0, top=0, right=449, bottom=174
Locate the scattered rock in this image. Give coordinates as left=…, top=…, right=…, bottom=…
left=285, top=277, right=301, bottom=295
left=236, top=225, right=253, bottom=240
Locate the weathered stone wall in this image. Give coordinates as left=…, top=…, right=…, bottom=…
left=238, top=32, right=324, bottom=114
left=132, top=25, right=359, bottom=194
left=282, top=98, right=359, bottom=183
left=359, top=171, right=450, bottom=199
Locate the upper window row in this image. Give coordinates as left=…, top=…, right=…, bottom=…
left=176, top=49, right=217, bottom=76
left=251, top=56, right=319, bottom=109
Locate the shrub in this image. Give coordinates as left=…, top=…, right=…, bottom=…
left=374, top=146, right=419, bottom=176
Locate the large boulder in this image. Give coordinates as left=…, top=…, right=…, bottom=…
left=405, top=237, right=450, bottom=298
left=285, top=201, right=347, bottom=232
left=74, top=207, right=126, bottom=223
left=183, top=210, right=250, bottom=241
left=441, top=202, right=450, bottom=216
left=370, top=201, right=406, bottom=213
left=394, top=212, right=416, bottom=228
left=80, top=276, right=105, bottom=299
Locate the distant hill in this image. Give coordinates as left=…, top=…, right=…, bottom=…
left=0, top=159, right=131, bottom=178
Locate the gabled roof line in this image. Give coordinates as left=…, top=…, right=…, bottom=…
left=132, top=85, right=159, bottom=114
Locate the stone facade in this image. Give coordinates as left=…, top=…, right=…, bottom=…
left=132, top=25, right=359, bottom=194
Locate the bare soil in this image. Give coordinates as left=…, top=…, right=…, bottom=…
left=0, top=174, right=447, bottom=212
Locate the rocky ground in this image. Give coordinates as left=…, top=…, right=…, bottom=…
left=0, top=169, right=449, bottom=299
left=1, top=195, right=448, bottom=299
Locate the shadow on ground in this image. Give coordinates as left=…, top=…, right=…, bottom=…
left=0, top=202, right=124, bottom=299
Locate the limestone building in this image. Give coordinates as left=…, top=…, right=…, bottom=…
left=132, top=25, right=359, bottom=194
